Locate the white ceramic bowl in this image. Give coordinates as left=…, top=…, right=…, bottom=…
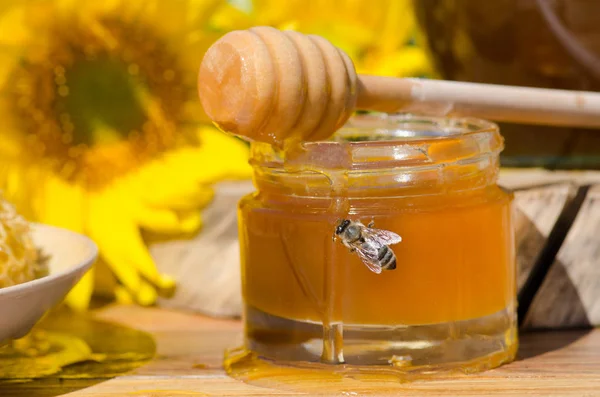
left=0, top=224, right=98, bottom=345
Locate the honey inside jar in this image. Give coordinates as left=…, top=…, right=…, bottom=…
left=236, top=114, right=517, bottom=371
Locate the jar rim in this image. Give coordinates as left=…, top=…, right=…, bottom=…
left=251, top=113, right=503, bottom=171
left=333, top=113, right=499, bottom=143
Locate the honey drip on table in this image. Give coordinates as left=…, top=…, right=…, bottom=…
left=224, top=343, right=517, bottom=394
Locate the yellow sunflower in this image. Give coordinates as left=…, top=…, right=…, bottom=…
left=244, top=0, right=434, bottom=77
left=0, top=0, right=252, bottom=310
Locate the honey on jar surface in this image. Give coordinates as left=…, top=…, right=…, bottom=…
left=234, top=115, right=517, bottom=374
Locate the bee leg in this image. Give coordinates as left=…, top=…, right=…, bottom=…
left=368, top=220, right=375, bottom=228
left=349, top=248, right=356, bottom=253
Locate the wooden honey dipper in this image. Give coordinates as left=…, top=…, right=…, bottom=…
left=198, top=26, right=600, bottom=147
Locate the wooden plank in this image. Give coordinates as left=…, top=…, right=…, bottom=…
left=58, top=372, right=600, bottom=397
left=4, top=306, right=600, bottom=396
left=498, top=168, right=600, bottom=190
left=524, top=185, right=600, bottom=328
left=512, top=183, right=576, bottom=291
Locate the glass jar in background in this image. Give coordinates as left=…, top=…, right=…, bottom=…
left=233, top=114, right=517, bottom=375
left=414, top=0, right=600, bottom=169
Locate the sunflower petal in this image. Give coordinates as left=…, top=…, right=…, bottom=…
left=0, top=6, right=31, bottom=47
left=184, top=127, right=252, bottom=180
left=176, top=210, right=203, bottom=233
left=38, top=174, right=86, bottom=232
left=131, top=161, right=216, bottom=211
left=134, top=204, right=203, bottom=234
left=114, top=285, right=134, bottom=305
left=87, top=190, right=145, bottom=294
left=64, top=267, right=95, bottom=311
left=135, top=127, right=249, bottom=211
left=367, top=46, right=433, bottom=77
left=135, top=279, right=159, bottom=306
left=91, top=187, right=176, bottom=294
left=117, top=233, right=175, bottom=291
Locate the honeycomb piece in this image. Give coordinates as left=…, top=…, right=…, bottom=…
left=0, top=195, right=44, bottom=288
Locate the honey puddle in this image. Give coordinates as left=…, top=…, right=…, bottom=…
left=0, top=330, right=92, bottom=379
left=0, top=307, right=155, bottom=381
left=224, top=344, right=517, bottom=394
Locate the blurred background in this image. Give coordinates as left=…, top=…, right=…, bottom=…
left=0, top=0, right=598, bottom=315
left=414, top=0, right=600, bottom=169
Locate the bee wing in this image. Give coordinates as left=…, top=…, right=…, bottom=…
left=363, top=228, right=402, bottom=246
left=354, top=245, right=383, bottom=274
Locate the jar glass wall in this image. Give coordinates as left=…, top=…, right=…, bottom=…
left=235, top=114, right=517, bottom=374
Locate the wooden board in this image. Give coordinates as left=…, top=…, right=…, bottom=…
left=3, top=305, right=600, bottom=396
left=498, top=168, right=600, bottom=189
left=525, top=185, right=600, bottom=328
left=512, top=183, right=576, bottom=291
left=500, top=170, right=600, bottom=328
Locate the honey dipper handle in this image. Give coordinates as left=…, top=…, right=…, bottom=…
left=356, top=75, right=600, bottom=129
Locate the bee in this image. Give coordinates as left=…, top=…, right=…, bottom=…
left=334, top=219, right=402, bottom=274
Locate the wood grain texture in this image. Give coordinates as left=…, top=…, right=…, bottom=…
left=498, top=168, right=600, bottom=190
left=512, top=183, right=576, bottom=291
left=4, top=305, right=600, bottom=397
left=500, top=170, right=600, bottom=328
left=524, top=185, right=600, bottom=328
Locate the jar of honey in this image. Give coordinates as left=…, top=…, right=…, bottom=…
left=235, top=114, right=517, bottom=374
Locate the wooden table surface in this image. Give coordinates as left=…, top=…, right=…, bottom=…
left=3, top=305, right=600, bottom=396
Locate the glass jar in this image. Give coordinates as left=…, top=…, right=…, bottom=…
left=234, top=114, right=517, bottom=375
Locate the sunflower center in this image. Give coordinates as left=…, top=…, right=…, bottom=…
left=63, top=58, right=146, bottom=146
left=7, top=15, right=192, bottom=188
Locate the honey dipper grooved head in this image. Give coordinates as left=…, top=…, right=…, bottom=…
left=198, top=26, right=358, bottom=147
